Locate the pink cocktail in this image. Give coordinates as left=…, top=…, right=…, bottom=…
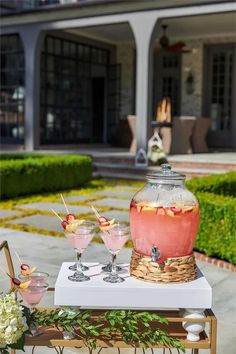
left=66, top=232, right=93, bottom=253
left=19, top=271, right=49, bottom=286
left=19, top=283, right=49, bottom=336
left=130, top=202, right=200, bottom=263
left=65, top=221, right=95, bottom=282
left=19, top=285, right=48, bottom=307
left=102, top=233, right=128, bottom=255
left=101, top=224, right=129, bottom=283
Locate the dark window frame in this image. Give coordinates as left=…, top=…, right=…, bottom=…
left=0, top=33, right=25, bottom=144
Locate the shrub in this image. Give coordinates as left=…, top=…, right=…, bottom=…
left=186, top=171, right=236, bottom=197
left=195, top=192, right=236, bottom=265
left=0, top=153, right=44, bottom=160
left=0, top=155, right=92, bottom=199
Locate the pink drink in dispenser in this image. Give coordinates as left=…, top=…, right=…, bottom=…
left=130, top=164, right=200, bottom=264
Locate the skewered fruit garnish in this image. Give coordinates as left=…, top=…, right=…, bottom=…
left=99, top=217, right=116, bottom=232
left=19, top=280, right=31, bottom=289
left=99, top=216, right=111, bottom=227
left=12, top=277, right=21, bottom=286
left=12, top=277, right=31, bottom=289
left=91, top=205, right=117, bottom=232
left=65, top=219, right=85, bottom=233
left=20, top=263, right=30, bottom=271
left=61, top=220, right=68, bottom=229
left=61, top=214, right=85, bottom=233
left=66, top=213, right=76, bottom=223
left=21, top=266, right=37, bottom=276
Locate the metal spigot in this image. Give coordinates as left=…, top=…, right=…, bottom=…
left=151, top=245, right=160, bottom=262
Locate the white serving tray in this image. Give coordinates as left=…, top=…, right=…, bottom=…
left=54, top=262, right=212, bottom=309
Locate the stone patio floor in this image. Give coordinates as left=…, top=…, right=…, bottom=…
left=0, top=184, right=235, bottom=353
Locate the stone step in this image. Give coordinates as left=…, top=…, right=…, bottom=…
left=93, top=162, right=228, bottom=180
left=93, top=155, right=236, bottom=171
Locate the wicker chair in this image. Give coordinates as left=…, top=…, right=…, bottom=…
left=191, top=117, right=211, bottom=153
left=170, top=116, right=196, bottom=154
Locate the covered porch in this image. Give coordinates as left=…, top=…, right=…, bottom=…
left=1, top=1, right=235, bottom=151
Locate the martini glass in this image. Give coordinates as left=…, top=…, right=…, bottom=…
left=65, top=221, right=95, bottom=282
left=19, top=283, right=49, bottom=336
left=101, top=262, right=122, bottom=273
left=101, top=224, right=129, bottom=283
left=19, top=271, right=49, bottom=286
left=69, top=262, right=89, bottom=272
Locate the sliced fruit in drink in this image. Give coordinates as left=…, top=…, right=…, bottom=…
left=170, top=207, right=182, bottom=215
left=156, top=207, right=165, bottom=216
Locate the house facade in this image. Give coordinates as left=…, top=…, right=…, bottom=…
left=0, top=0, right=236, bottom=152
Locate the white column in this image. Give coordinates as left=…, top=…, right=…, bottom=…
left=129, top=14, right=158, bottom=152
left=19, top=27, right=43, bottom=151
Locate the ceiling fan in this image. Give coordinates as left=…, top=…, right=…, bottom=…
left=159, top=25, right=191, bottom=53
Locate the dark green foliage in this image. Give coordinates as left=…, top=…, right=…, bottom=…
left=184, top=171, right=236, bottom=264
left=33, top=308, right=185, bottom=351
left=186, top=171, right=236, bottom=197
left=195, top=192, right=236, bottom=265
left=0, top=155, right=92, bottom=199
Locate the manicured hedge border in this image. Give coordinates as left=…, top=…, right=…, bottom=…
left=186, top=171, right=236, bottom=197
left=0, top=155, right=92, bottom=199
left=195, top=192, right=236, bottom=265
left=186, top=172, right=236, bottom=265
left=0, top=153, right=43, bottom=160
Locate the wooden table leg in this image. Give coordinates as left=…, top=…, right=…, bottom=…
left=210, top=315, right=217, bottom=354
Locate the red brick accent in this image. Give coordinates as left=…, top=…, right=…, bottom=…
left=194, top=251, right=236, bottom=272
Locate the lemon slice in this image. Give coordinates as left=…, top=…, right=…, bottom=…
left=66, top=220, right=85, bottom=232
left=22, top=267, right=37, bottom=276
left=19, top=280, right=31, bottom=289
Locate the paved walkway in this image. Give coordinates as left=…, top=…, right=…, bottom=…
left=0, top=184, right=235, bottom=353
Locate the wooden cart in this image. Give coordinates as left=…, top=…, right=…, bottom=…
left=0, top=240, right=217, bottom=354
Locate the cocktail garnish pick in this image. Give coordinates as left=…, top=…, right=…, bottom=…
left=61, top=194, right=78, bottom=225
left=14, top=250, right=37, bottom=276
left=53, top=201, right=84, bottom=233
left=90, top=205, right=116, bottom=232
left=51, top=209, right=63, bottom=221
left=51, top=208, right=69, bottom=230
left=60, top=194, right=69, bottom=214
left=0, top=265, right=31, bottom=289
left=14, top=250, right=23, bottom=265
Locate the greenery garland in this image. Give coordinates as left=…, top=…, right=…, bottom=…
left=32, top=308, right=185, bottom=352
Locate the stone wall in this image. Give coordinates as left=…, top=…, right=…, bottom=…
left=117, top=36, right=236, bottom=120
left=181, top=36, right=236, bottom=116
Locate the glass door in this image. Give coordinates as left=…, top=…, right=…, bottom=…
left=203, top=44, right=236, bottom=149
left=154, top=52, right=181, bottom=117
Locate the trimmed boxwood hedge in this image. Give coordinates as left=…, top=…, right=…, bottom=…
left=186, top=171, right=236, bottom=197
left=0, top=153, right=44, bottom=160
left=0, top=155, right=92, bottom=199
left=195, top=192, right=236, bottom=265
left=186, top=172, right=236, bottom=264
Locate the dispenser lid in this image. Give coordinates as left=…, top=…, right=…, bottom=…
left=146, top=164, right=186, bottom=181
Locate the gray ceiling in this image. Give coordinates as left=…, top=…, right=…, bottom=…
left=66, top=12, right=236, bottom=44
